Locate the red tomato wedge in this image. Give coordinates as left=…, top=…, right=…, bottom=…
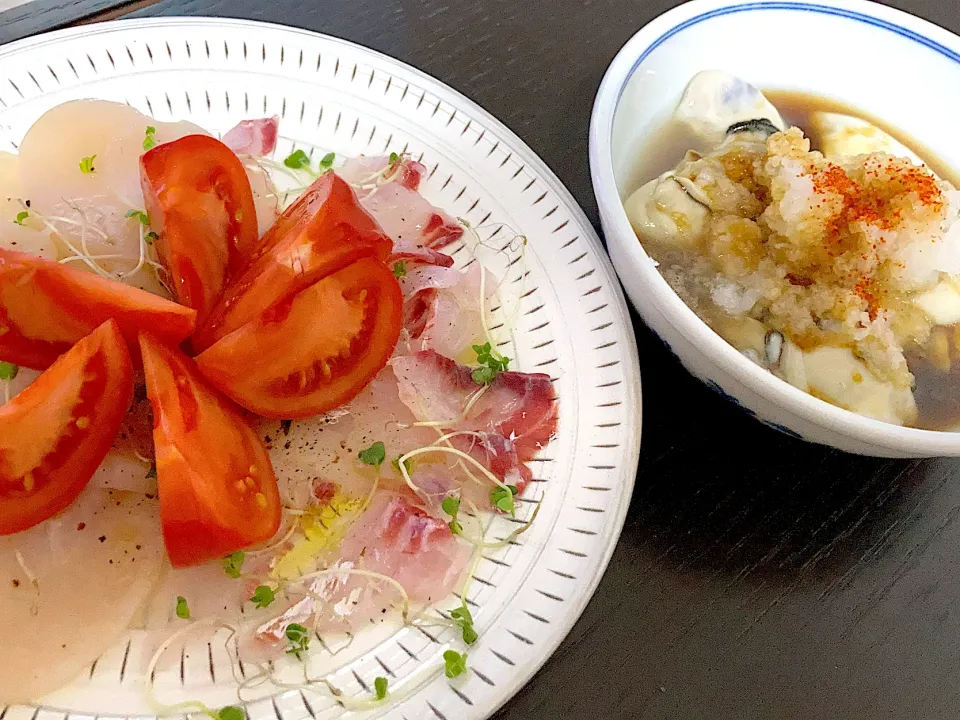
left=194, top=173, right=392, bottom=351
left=140, top=135, right=259, bottom=326
left=0, top=320, right=133, bottom=535
left=139, top=333, right=281, bottom=567
left=196, top=257, right=403, bottom=418
left=0, top=248, right=196, bottom=370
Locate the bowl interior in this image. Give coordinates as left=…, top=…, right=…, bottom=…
left=611, top=2, right=960, bottom=199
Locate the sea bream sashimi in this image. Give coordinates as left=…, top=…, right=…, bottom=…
left=0, top=99, right=557, bottom=703
left=339, top=154, right=464, bottom=253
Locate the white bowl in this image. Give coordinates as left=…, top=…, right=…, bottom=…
left=590, top=0, right=960, bottom=457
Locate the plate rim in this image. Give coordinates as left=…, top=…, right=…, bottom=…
left=0, top=16, right=643, bottom=718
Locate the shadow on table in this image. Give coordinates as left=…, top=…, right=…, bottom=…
left=625, top=313, right=928, bottom=587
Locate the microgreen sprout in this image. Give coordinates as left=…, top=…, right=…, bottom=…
left=450, top=601, right=478, bottom=644
left=250, top=585, right=276, bottom=609
left=215, top=707, right=245, bottom=720
left=374, top=676, right=389, bottom=700
left=285, top=622, right=310, bottom=659
left=358, top=441, right=386, bottom=467
left=126, top=209, right=149, bottom=225
left=175, top=596, right=191, bottom=619
left=391, top=455, right=411, bottom=476
left=388, top=151, right=400, bottom=166
left=283, top=149, right=311, bottom=170
left=145, top=463, right=157, bottom=480
left=471, top=342, right=510, bottom=385
left=491, top=484, right=519, bottom=516
left=143, top=126, right=158, bottom=151
left=319, top=151, right=336, bottom=171
left=79, top=155, right=97, bottom=174
left=441, top=495, right=463, bottom=535
left=223, top=550, right=245, bottom=578
left=14, top=210, right=28, bottom=225
left=0, top=362, right=18, bottom=381
left=145, top=231, right=158, bottom=245
left=392, top=260, right=407, bottom=278
left=443, top=649, right=468, bottom=678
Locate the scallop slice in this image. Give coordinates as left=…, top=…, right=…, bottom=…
left=809, top=111, right=923, bottom=164
left=0, top=152, right=59, bottom=260
left=16, top=101, right=207, bottom=284
left=0, top=485, right=164, bottom=703
left=0, top=151, right=24, bottom=223
left=674, top=70, right=784, bottom=147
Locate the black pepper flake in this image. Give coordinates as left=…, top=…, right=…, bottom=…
left=99, top=535, right=107, bottom=543
left=12, top=579, right=20, bottom=588
left=77, top=522, right=86, bottom=531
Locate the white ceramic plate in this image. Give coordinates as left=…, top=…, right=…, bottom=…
left=0, top=17, right=641, bottom=720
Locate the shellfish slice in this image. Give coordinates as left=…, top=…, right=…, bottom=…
left=674, top=70, right=783, bottom=146
left=809, top=111, right=923, bottom=164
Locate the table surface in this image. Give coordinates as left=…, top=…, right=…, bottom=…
left=6, top=0, right=960, bottom=717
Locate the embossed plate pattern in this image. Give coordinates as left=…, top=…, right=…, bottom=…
left=0, top=17, right=641, bottom=720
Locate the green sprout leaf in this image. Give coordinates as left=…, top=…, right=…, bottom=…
left=79, top=155, right=97, bottom=174
left=490, top=484, right=519, bottom=516
left=471, top=343, right=510, bottom=385
left=250, top=585, right=276, bottom=609
left=215, top=706, right=245, bottom=720
left=0, top=361, right=18, bottom=381
left=143, top=126, right=158, bottom=151
left=388, top=151, right=399, bottom=165
left=283, top=149, right=311, bottom=170
left=14, top=210, right=28, bottom=226
left=145, top=463, right=157, bottom=480
left=285, top=622, right=310, bottom=659
left=450, top=602, right=478, bottom=644
left=391, top=455, right=411, bottom=476
left=392, top=260, right=407, bottom=279
left=358, top=441, right=386, bottom=467
left=223, top=550, right=245, bottom=578
left=441, top=496, right=463, bottom=535
left=374, top=676, right=388, bottom=700
left=175, top=595, right=190, bottom=619
left=443, top=649, right=468, bottom=678
left=319, top=151, right=336, bottom=170
left=126, top=209, right=150, bottom=225
left=144, top=231, right=159, bottom=245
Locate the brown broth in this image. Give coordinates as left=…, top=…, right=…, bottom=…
left=631, top=90, right=960, bottom=430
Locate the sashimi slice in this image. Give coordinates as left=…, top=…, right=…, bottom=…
left=391, top=350, right=558, bottom=460
left=0, top=484, right=164, bottom=702
left=222, top=117, right=279, bottom=157
left=339, top=155, right=464, bottom=251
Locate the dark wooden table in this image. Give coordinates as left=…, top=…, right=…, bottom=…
left=5, top=0, right=960, bottom=717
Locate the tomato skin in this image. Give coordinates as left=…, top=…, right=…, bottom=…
left=139, top=333, right=281, bottom=567
left=140, top=135, right=259, bottom=326
left=194, top=172, right=392, bottom=351
left=196, top=257, right=403, bottom=419
left=0, top=320, right=133, bottom=535
left=0, top=248, right=196, bottom=369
